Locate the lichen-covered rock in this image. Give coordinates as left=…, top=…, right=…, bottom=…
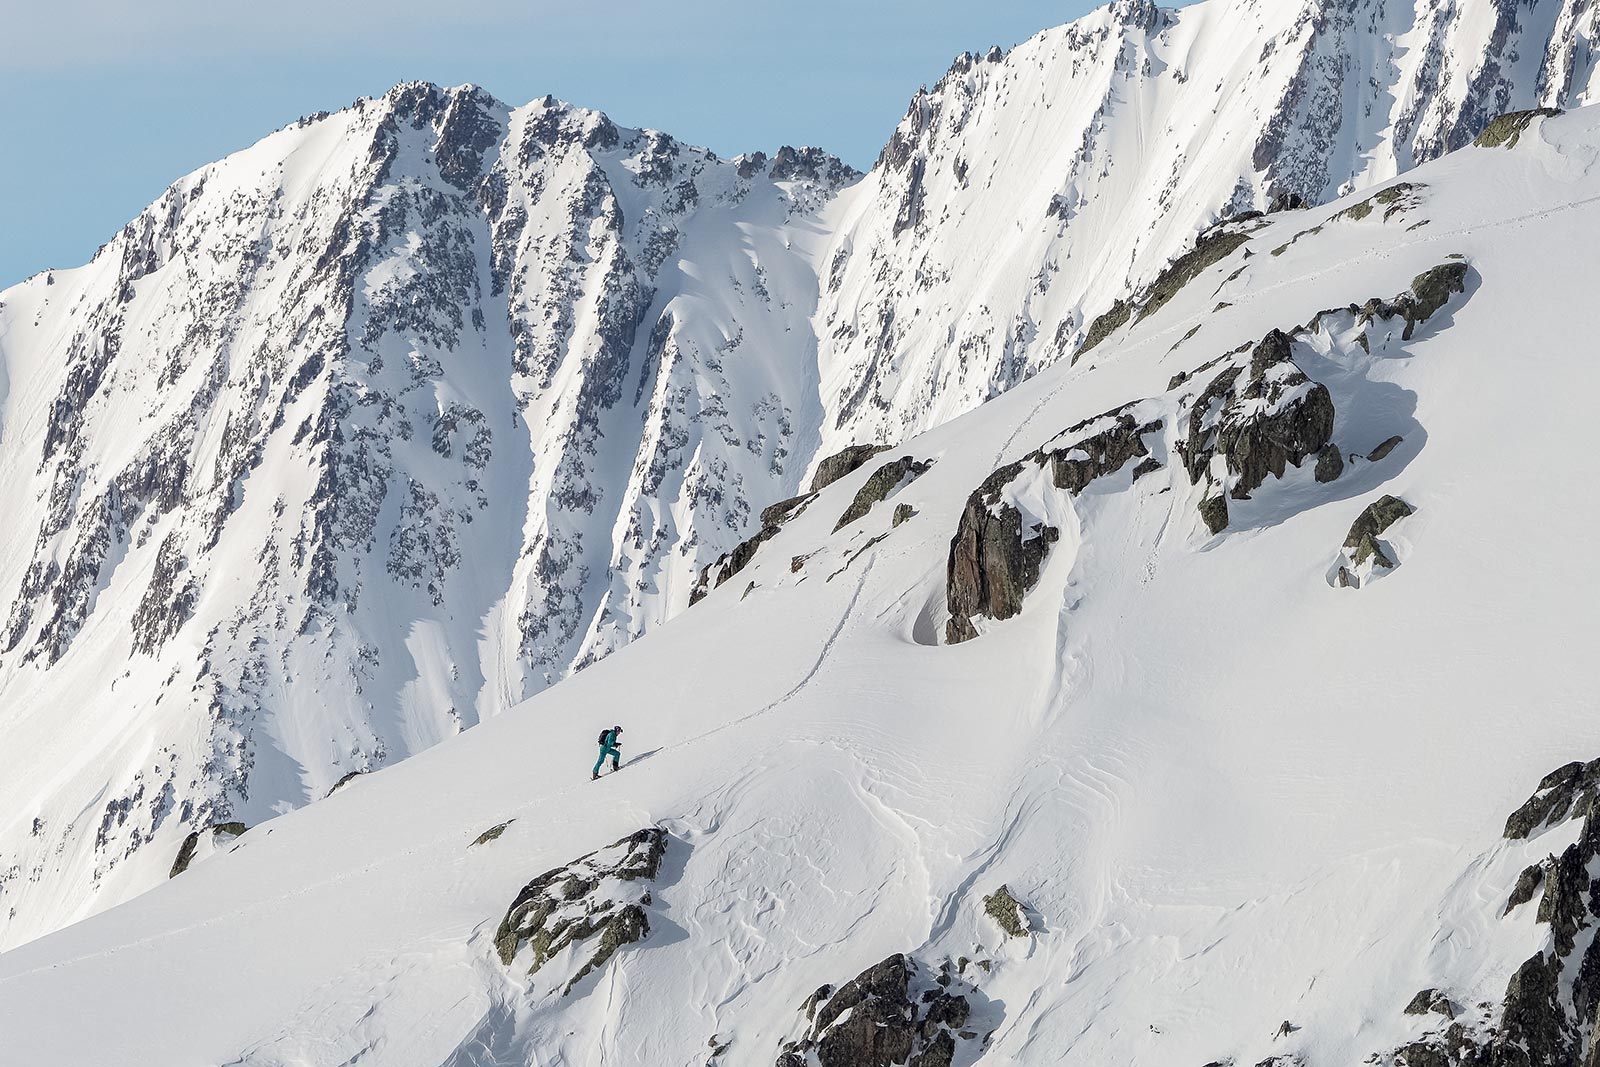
left=1474, top=108, right=1563, bottom=149
left=893, top=503, right=917, bottom=527
left=1136, top=229, right=1252, bottom=324
left=983, top=885, right=1030, bottom=938
left=1404, top=989, right=1456, bottom=1017
left=1075, top=299, right=1132, bottom=361
left=1404, top=263, right=1469, bottom=333
left=472, top=820, right=514, bottom=847
left=1353, top=532, right=1395, bottom=569
left=775, top=954, right=983, bottom=1067
left=1175, top=331, right=1334, bottom=503
left=1046, top=413, right=1163, bottom=496
left=1337, top=181, right=1426, bottom=223
left=835, top=456, right=931, bottom=531
left=493, top=827, right=667, bottom=995
left=1345, top=496, right=1414, bottom=551
left=812, top=444, right=892, bottom=493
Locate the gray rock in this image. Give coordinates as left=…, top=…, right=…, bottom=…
left=945, top=465, right=1058, bottom=644
left=493, top=827, right=667, bottom=995
left=1404, top=989, right=1456, bottom=1018
left=983, top=885, right=1030, bottom=939
left=168, top=821, right=247, bottom=878
left=1367, top=435, right=1404, bottom=463
left=812, top=444, right=892, bottom=493
left=1474, top=108, right=1564, bottom=149
left=776, top=954, right=977, bottom=1067
left=1315, top=443, right=1344, bottom=483
left=1345, top=496, right=1414, bottom=550
left=835, top=457, right=931, bottom=531
left=1503, top=759, right=1600, bottom=840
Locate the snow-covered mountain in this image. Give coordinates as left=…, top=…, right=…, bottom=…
left=0, top=0, right=1597, bottom=956
left=3, top=95, right=1600, bottom=1067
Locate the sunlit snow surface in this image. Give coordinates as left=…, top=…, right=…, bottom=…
left=1, top=103, right=1598, bottom=1066
left=2, top=0, right=1598, bottom=955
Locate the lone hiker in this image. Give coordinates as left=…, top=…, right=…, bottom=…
left=593, top=725, right=623, bottom=780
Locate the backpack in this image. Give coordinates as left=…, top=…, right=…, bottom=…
left=598, top=729, right=612, bottom=747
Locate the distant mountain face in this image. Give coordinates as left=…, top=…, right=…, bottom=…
left=0, top=0, right=1595, bottom=948
left=817, top=0, right=1600, bottom=446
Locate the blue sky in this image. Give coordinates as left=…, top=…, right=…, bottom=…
left=0, top=1, right=1106, bottom=290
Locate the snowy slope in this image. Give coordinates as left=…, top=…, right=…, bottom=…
left=0, top=85, right=853, bottom=949
left=2, top=103, right=1599, bottom=1067
left=2, top=0, right=1598, bottom=955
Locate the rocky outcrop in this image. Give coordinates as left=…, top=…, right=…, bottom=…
left=946, top=474, right=1058, bottom=644
left=835, top=456, right=932, bottom=531
left=1405, top=989, right=1457, bottom=1018
left=1503, top=759, right=1600, bottom=840
left=1216, top=331, right=1336, bottom=500
left=812, top=444, right=892, bottom=493
left=1177, top=330, right=1335, bottom=511
left=324, top=771, right=363, bottom=798
left=776, top=954, right=984, bottom=1067
left=1345, top=496, right=1414, bottom=553
left=1367, top=435, right=1404, bottom=463
left=983, top=885, right=1030, bottom=939
left=1315, top=443, right=1344, bottom=483
left=1074, top=226, right=1252, bottom=360
left=1135, top=228, right=1253, bottom=324
left=1381, top=759, right=1600, bottom=1067
left=1331, top=495, right=1413, bottom=582
left=690, top=494, right=818, bottom=606
left=1474, top=108, right=1564, bottom=149
left=471, top=820, right=514, bottom=847
left=493, top=827, right=667, bottom=995
left=946, top=407, right=1161, bottom=642
left=168, top=821, right=248, bottom=878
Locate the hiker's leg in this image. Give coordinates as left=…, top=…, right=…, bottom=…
left=593, top=749, right=607, bottom=776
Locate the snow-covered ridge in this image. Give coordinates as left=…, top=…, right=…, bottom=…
left=0, top=0, right=1597, bottom=951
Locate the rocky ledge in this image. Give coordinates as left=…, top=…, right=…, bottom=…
left=493, top=827, right=668, bottom=995
left=776, top=953, right=988, bottom=1067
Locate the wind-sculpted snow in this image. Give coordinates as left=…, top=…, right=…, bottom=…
left=0, top=0, right=1597, bottom=953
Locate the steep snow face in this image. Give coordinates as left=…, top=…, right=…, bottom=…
left=816, top=0, right=1600, bottom=446
left=3, top=103, right=1599, bottom=1067
left=0, top=82, right=853, bottom=948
